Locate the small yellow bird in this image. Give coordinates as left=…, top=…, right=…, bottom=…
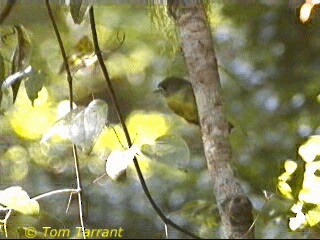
left=156, top=76, right=199, bottom=124
left=156, top=76, right=234, bottom=131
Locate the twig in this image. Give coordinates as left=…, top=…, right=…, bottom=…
left=65, top=190, right=74, bottom=213
left=244, top=191, right=274, bottom=238
left=0, top=208, right=12, bottom=238
left=0, top=0, right=16, bottom=25
left=45, top=1, right=86, bottom=239
left=89, top=6, right=201, bottom=239
left=32, top=188, right=79, bottom=201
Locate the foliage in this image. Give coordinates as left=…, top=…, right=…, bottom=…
left=0, top=0, right=319, bottom=239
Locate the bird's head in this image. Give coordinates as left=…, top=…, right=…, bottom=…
left=155, top=77, right=191, bottom=97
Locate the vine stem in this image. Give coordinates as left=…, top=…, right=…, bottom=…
left=32, top=188, right=79, bottom=201
left=0, top=0, right=16, bottom=24
left=89, top=6, right=200, bottom=239
left=45, top=1, right=85, bottom=239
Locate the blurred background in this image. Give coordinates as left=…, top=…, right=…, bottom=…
left=1, top=0, right=319, bottom=238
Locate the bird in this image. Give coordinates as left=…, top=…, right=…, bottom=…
left=156, top=76, right=199, bottom=124
left=156, top=76, right=234, bottom=131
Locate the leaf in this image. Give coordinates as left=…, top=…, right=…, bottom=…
left=2, top=66, right=33, bottom=89
left=41, top=99, right=108, bottom=154
left=11, top=25, right=32, bottom=103
left=70, top=0, right=94, bottom=24
left=75, top=35, right=94, bottom=53
left=0, top=66, right=33, bottom=113
left=0, top=52, right=5, bottom=107
left=24, top=70, right=44, bottom=106
left=0, top=186, right=39, bottom=215
left=59, top=36, right=96, bottom=74
left=141, top=134, right=190, bottom=170
left=105, top=146, right=140, bottom=181
left=179, top=200, right=219, bottom=228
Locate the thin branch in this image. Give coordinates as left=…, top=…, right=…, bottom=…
left=45, top=1, right=85, bottom=239
left=72, top=145, right=86, bottom=235
left=0, top=0, right=16, bottom=25
left=32, top=188, right=79, bottom=201
left=0, top=208, right=12, bottom=238
left=45, top=0, right=73, bottom=109
left=92, top=172, right=107, bottom=184
left=89, top=6, right=201, bottom=239
left=65, top=190, right=73, bottom=213
left=244, top=191, right=274, bottom=237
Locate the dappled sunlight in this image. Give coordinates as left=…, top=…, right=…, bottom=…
left=106, top=45, right=155, bottom=79
left=92, top=111, right=171, bottom=180
left=278, top=135, right=320, bottom=230
left=93, top=111, right=170, bottom=154
left=1, top=1, right=317, bottom=238
left=6, top=84, right=56, bottom=140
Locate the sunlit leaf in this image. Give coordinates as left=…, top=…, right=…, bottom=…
left=284, top=160, right=298, bottom=175
left=70, top=0, right=94, bottom=24
left=277, top=181, right=293, bottom=199
left=306, top=206, right=320, bottom=227
left=300, top=3, right=314, bottom=23
left=61, top=52, right=97, bottom=74
left=11, top=25, right=32, bottom=103
left=41, top=99, right=108, bottom=153
left=0, top=186, right=39, bottom=215
left=93, top=111, right=169, bottom=153
left=277, top=160, right=297, bottom=199
left=6, top=85, right=56, bottom=140
left=141, top=134, right=190, bottom=170
left=24, top=70, right=44, bottom=106
left=59, top=36, right=96, bottom=74
left=299, top=161, right=320, bottom=204
left=298, top=135, right=320, bottom=162
left=289, top=211, right=306, bottom=231
left=105, top=145, right=140, bottom=181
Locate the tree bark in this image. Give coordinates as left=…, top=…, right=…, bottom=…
left=168, top=1, right=254, bottom=238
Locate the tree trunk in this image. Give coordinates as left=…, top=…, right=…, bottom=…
left=168, top=1, right=254, bottom=238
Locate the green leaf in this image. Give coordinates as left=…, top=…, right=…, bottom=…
left=105, top=146, right=140, bottom=181
left=11, top=25, right=32, bottom=103
left=24, top=70, right=44, bottom=106
left=141, top=134, right=190, bottom=170
left=0, top=186, right=39, bottom=215
left=70, top=0, right=94, bottom=24
left=0, top=52, right=5, bottom=107
left=178, top=200, right=219, bottom=228
left=41, top=99, right=108, bottom=154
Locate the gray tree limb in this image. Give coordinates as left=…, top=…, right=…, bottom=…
left=168, top=1, right=254, bottom=238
